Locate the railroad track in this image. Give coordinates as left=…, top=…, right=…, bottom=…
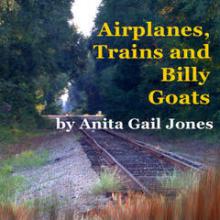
left=80, top=128, right=205, bottom=195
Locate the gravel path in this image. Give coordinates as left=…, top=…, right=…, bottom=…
left=16, top=133, right=107, bottom=213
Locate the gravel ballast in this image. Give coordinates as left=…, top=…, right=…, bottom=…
left=16, top=133, right=107, bottom=212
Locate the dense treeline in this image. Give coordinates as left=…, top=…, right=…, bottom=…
left=80, top=0, right=220, bottom=129
left=1, top=0, right=220, bottom=133
left=0, top=0, right=85, bottom=127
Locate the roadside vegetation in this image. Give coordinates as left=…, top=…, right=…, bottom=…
left=0, top=165, right=25, bottom=204
left=0, top=150, right=49, bottom=204
left=0, top=126, right=44, bottom=145
left=0, top=117, right=55, bottom=144
left=89, top=169, right=220, bottom=220
left=0, top=169, right=219, bottom=220
left=92, top=168, right=122, bottom=195
left=1, top=150, right=49, bottom=170
left=158, top=170, right=201, bottom=190
left=0, top=118, right=55, bottom=158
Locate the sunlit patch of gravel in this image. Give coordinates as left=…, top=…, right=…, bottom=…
left=16, top=133, right=108, bottom=213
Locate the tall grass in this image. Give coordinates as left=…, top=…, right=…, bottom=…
left=93, top=169, right=220, bottom=220
left=92, top=168, right=122, bottom=194
left=0, top=150, right=49, bottom=204
left=0, top=205, right=33, bottom=220
left=0, top=125, right=46, bottom=146
left=158, top=170, right=201, bottom=189
left=1, top=150, right=49, bottom=170
left=0, top=165, right=25, bottom=204
left=0, top=169, right=219, bottom=220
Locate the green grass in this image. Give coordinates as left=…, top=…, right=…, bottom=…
left=1, top=150, right=49, bottom=170
left=92, top=168, right=122, bottom=195
left=0, top=125, right=48, bottom=157
left=0, top=117, right=54, bottom=149
left=0, top=165, right=25, bottom=203
left=158, top=170, right=201, bottom=189
left=160, top=128, right=220, bottom=144
left=0, top=125, right=46, bottom=145
left=0, top=126, right=19, bottom=145
left=0, top=150, right=49, bottom=204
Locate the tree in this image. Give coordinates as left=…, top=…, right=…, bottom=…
left=0, top=0, right=86, bottom=126
left=84, top=0, right=220, bottom=127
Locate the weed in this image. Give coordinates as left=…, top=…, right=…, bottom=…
left=158, top=170, right=201, bottom=189
left=1, top=150, right=49, bottom=170
left=0, top=170, right=219, bottom=219
left=89, top=169, right=220, bottom=220
left=0, top=125, right=46, bottom=146
left=0, top=165, right=25, bottom=203
left=0, top=150, right=49, bottom=204
left=92, top=168, right=122, bottom=195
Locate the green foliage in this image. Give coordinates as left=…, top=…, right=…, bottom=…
left=80, top=0, right=220, bottom=135
left=0, top=0, right=86, bottom=126
left=158, top=170, right=201, bottom=189
left=0, top=126, right=17, bottom=144
left=0, top=124, right=49, bottom=147
left=0, top=149, right=48, bottom=203
left=0, top=0, right=19, bottom=16
left=92, top=168, right=122, bottom=194
left=1, top=150, right=49, bottom=170
left=0, top=165, right=25, bottom=203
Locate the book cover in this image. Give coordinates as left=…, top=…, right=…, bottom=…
left=0, top=0, right=219, bottom=219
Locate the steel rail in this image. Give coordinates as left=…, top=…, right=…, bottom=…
left=102, top=129, right=204, bottom=171
left=80, top=129, right=151, bottom=195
